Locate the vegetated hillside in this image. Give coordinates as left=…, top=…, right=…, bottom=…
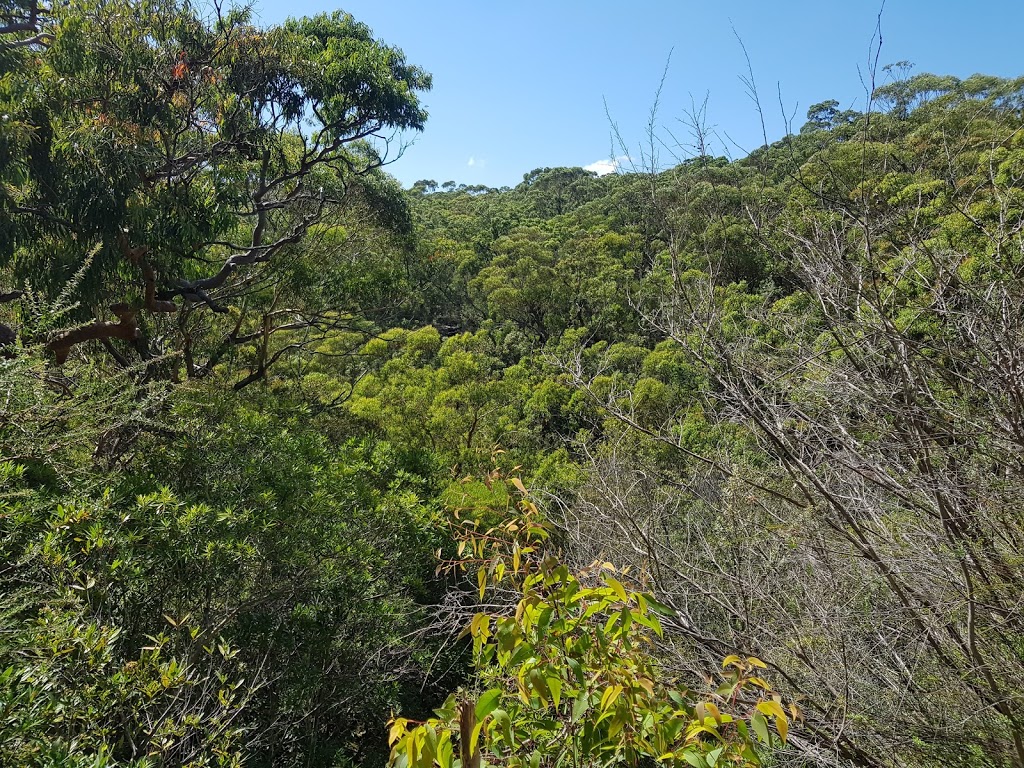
left=386, top=74, right=1024, bottom=768
left=3, top=1, right=1024, bottom=766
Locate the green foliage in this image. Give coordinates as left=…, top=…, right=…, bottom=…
left=5, top=6, right=1024, bottom=761
left=0, top=473, right=250, bottom=766
left=0, top=339, right=450, bottom=766
left=0, top=0, right=430, bottom=382
left=132, top=389, right=451, bottom=766
left=389, top=476, right=790, bottom=768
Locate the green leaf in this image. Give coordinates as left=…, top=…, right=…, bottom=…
left=571, top=693, right=589, bottom=723
left=608, top=710, right=625, bottom=738
left=619, top=607, right=633, bottom=631
left=492, top=708, right=514, bottom=748
left=508, top=644, right=534, bottom=667
left=603, top=613, right=620, bottom=637
left=547, top=676, right=562, bottom=708
left=631, top=610, right=663, bottom=638
left=476, top=688, right=502, bottom=721
left=438, top=735, right=454, bottom=768
left=751, top=711, right=770, bottom=745
left=605, top=575, right=629, bottom=603
left=389, top=718, right=408, bottom=745
left=529, top=668, right=551, bottom=703
left=420, top=726, right=437, bottom=768
left=435, top=693, right=458, bottom=720
left=643, top=594, right=676, bottom=616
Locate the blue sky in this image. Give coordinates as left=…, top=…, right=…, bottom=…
left=257, top=1, right=1024, bottom=189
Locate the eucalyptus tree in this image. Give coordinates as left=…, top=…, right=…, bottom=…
left=0, top=0, right=430, bottom=384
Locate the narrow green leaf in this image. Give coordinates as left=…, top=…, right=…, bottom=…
left=572, top=693, right=589, bottom=723
left=568, top=658, right=585, bottom=684
left=492, top=708, right=513, bottom=748
left=643, top=594, right=676, bottom=616
left=438, top=735, right=453, bottom=768
left=547, top=676, right=562, bottom=708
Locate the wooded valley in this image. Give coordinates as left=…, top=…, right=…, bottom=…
left=3, top=1, right=1024, bottom=766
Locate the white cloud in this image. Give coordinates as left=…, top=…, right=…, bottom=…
left=467, top=156, right=476, bottom=167
left=584, top=155, right=630, bottom=176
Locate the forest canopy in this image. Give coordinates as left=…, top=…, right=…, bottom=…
left=2, top=2, right=1024, bottom=767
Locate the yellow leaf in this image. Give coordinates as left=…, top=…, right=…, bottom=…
left=388, top=718, right=408, bottom=745
left=688, top=723, right=722, bottom=741
left=408, top=732, right=419, bottom=766
left=721, top=655, right=742, bottom=668
left=469, top=721, right=484, bottom=763
left=600, top=685, right=623, bottom=712
left=746, top=656, right=768, bottom=669
left=605, top=576, right=629, bottom=603
left=517, top=681, right=531, bottom=705
left=756, top=700, right=786, bottom=721
left=510, top=477, right=528, bottom=496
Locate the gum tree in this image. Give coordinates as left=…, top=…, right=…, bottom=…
left=0, top=0, right=430, bottom=381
